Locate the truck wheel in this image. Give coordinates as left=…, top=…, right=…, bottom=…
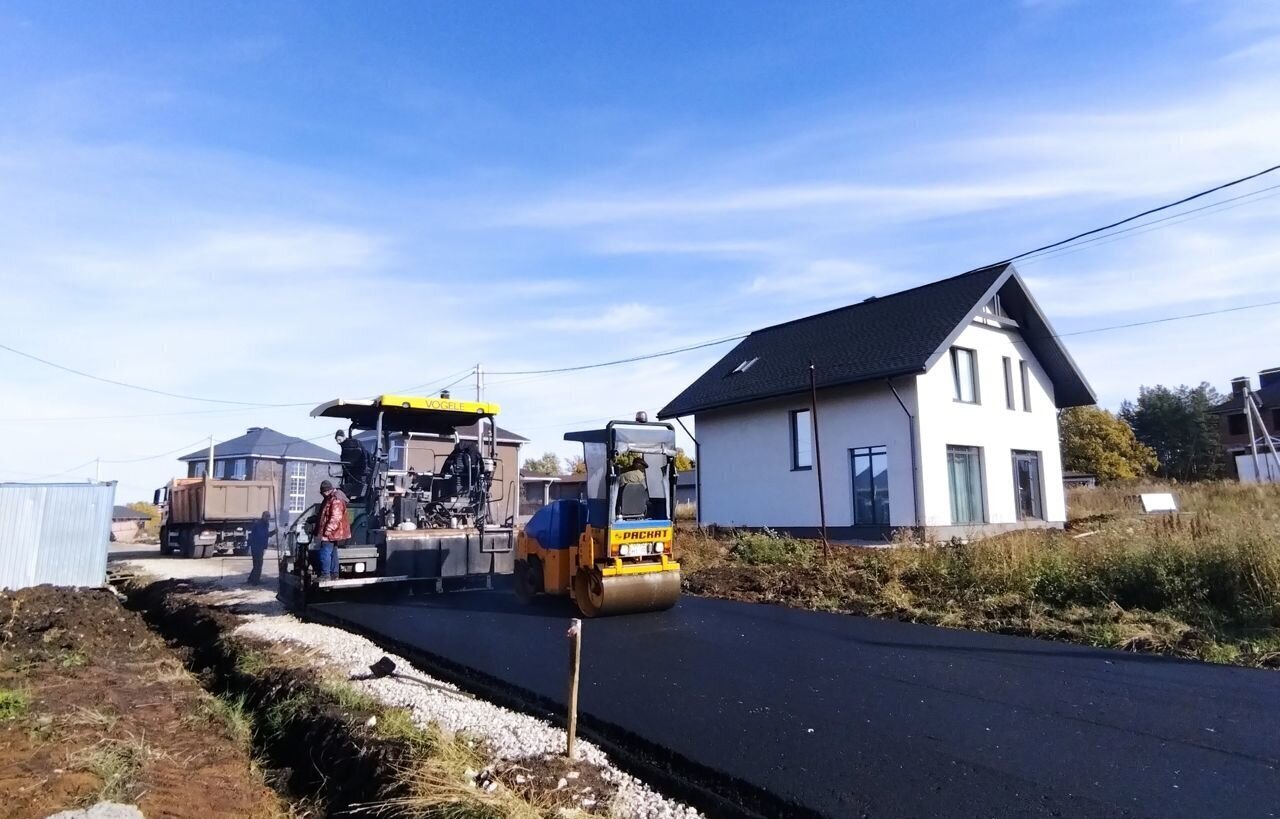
left=180, top=528, right=196, bottom=559
left=159, top=527, right=171, bottom=555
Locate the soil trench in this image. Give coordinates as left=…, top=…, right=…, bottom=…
left=0, top=585, right=282, bottom=819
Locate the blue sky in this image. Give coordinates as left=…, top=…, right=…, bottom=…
left=2, top=1, right=1279, bottom=500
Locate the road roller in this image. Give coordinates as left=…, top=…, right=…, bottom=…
left=515, top=414, right=681, bottom=616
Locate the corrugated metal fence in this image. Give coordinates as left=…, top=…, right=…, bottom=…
left=0, top=482, right=116, bottom=590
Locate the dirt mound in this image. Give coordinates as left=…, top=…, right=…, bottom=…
left=0, top=585, right=281, bottom=819
left=0, top=586, right=154, bottom=667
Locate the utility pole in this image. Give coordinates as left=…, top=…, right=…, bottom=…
left=206, top=434, right=215, bottom=479
left=1244, top=387, right=1263, bottom=483
left=808, top=362, right=830, bottom=561
left=476, top=363, right=483, bottom=403
left=1245, top=385, right=1280, bottom=481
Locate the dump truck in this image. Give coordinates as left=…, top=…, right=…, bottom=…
left=154, top=477, right=277, bottom=558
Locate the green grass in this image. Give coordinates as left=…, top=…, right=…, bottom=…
left=0, top=688, right=29, bottom=721
left=681, top=481, right=1280, bottom=667
left=198, top=693, right=255, bottom=749
left=59, top=651, right=89, bottom=669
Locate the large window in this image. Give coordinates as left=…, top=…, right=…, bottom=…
left=951, top=347, right=979, bottom=404
left=213, top=459, right=227, bottom=479
left=193, top=462, right=207, bottom=478
left=231, top=459, right=247, bottom=480
left=1228, top=414, right=1247, bottom=436
left=790, top=409, right=812, bottom=470
left=1012, top=450, right=1044, bottom=520
left=1019, top=361, right=1032, bottom=412
left=287, top=462, right=307, bottom=513
left=1003, top=357, right=1015, bottom=410
left=850, top=446, right=889, bottom=526
left=947, top=445, right=985, bottom=524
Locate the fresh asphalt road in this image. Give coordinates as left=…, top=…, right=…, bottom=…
left=317, top=592, right=1277, bottom=819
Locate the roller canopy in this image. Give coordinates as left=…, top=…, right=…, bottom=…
left=312, top=394, right=500, bottom=435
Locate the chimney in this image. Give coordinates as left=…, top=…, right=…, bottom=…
left=246, top=427, right=263, bottom=433
left=1231, top=377, right=1249, bottom=399
left=1259, top=368, right=1280, bottom=389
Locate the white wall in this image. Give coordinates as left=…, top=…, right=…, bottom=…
left=915, top=320, right=1066, bottom=527
left=696, top=380, right=919, bottom=529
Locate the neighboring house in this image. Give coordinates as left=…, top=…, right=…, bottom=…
left=356, top=422, right=527, bottom=520
left=675, top=468, right=698, bottom=511
left=658, top=263, right=1095, bottom=540
left=111, top=505, right=150, bottom=543
left=1208, top=368, right=1280, bottom=479
left=179, top=427, right=340, bottom=525
left=1062, top=471, right=1097, bottom=489
left=519, top=471, right=587, bottom=517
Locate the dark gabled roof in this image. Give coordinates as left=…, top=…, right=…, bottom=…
left=112, top=505, right=150, bottom=520
left=659, top=263, right=1094, bottom=418
left=1210, top=382, right=1280, bottom=414
left=179, top=427, right=339, bottom=463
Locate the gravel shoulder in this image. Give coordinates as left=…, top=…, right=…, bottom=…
left=115, top=550, right=701, bottom=819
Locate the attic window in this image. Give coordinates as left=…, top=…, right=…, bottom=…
left=731, top=357, right=759, bottom=375
left=976, top=294, right=1018, bottom=328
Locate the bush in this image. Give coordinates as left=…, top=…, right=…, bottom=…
left=729, top=528, right=817, bottom=566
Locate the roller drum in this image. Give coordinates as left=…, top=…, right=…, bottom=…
left=574, top=568, right=681, bottom=617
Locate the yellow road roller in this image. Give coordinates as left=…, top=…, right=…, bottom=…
left=515, top=416, right=681, bottom=616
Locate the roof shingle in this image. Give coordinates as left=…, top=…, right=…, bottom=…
left=659, top=264, right=1093, bottom=418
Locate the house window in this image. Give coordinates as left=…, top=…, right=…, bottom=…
left=1003, top=357, right=1015, bottom=410
left=946, top=445, right=985, bottom=524
left=1228, top=413, right=1247, bottom=436
left=388, top=434, right=407, bottom=471
left=231, top=459, right=247, bottom=480
left=287, top=462, right=307, bottom=513
left=193, top=462, right=207, bottom=478
left=1019, top=361, right=1032, bottom=412
left=790, top=409, right=812, bottom=471
left=213, top=459, right=227, bottom=479
left=1272, top=408, right=1280, bottom=431
left=850, top=446, right=889, bottom=526
left=1012, top=450, right=1044, bottom=520
left=951, top=347, right=979, bottom=404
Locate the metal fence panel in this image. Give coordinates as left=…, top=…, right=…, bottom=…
left=0, top=482, right=116, bottom=590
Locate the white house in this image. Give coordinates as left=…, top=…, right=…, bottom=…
left=657, top=263, right=1095, bottom=540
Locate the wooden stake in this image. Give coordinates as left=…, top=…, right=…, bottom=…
left=566, top=618, right=582, bottom=759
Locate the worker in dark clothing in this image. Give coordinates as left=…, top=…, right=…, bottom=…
left=335, top=429, right=369, bottom=501
left=315, top=480, right=352, bottom=581
left=246, top=511, right=275, bottom=585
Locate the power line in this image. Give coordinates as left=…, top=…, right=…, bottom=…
left=0, top=341, right=313, bottom=407
left=998, top=163, right=1280, bottom=264
left=485, top=332, right=750, bottom=378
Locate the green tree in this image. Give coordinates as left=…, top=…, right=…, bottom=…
left=521, top=451, right=562, bottom=475
left=126, top=500, right=161, bottom=539
left=1058, top=406, right=1157, bottom=482
left=1119, top=383, right=1224, bottom=481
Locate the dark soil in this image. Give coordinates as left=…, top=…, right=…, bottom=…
left=0, top=585, right=281, bottom=819
left=499, top=753, right=616, bottom=813
left=122, top=578, right=422, bottom=817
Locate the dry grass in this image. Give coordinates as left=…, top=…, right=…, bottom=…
left=679, top=482, right=1280, bottom=667
left=69, top=734, right=163, bottom=804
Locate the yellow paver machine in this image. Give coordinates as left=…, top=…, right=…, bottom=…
left=277, top=394, right=515, bottom=607
left=515, top=415, right=681, bottom=616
